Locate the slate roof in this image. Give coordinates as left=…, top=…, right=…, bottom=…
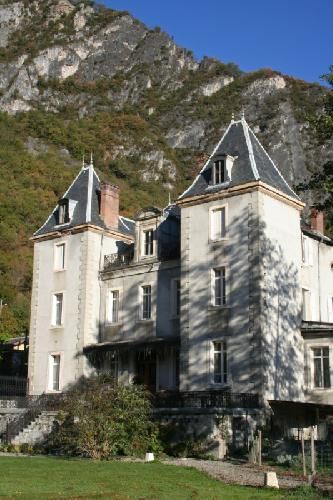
left=34, top=164, right=134, bottom=237
left=178, top=118, right=299, bottom=201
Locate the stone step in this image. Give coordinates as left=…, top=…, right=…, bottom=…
left=12, top=411, right=58, bottom=445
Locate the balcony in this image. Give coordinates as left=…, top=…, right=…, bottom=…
left=154, top=390, right=260, bottom=410
left=103, top=245, right=180, bottom=272
left=104, top=252, right=134, bottom=271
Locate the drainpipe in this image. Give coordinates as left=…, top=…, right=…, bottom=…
left=318, top=237, right=323, bottom=322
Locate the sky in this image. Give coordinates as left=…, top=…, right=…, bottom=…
left=101, top=0, right=332, bottom=85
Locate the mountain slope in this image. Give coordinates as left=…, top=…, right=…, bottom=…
left=0, top=0, right=331, bottom=339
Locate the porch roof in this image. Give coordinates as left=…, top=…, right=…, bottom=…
left=301, top=321, right=333, bottom=338
left=269, top=400, right=333, bottom=421
left=83, top=336, right=180, bottom=355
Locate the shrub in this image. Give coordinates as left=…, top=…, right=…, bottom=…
left=46, top=375, right=161, bottom=460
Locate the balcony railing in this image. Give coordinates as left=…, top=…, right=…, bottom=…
left=154, top=391, right=260, bottom=409
left=104, top=252, right=134, bottom=271
left=0, top=376, right=27, bottom=397
left=104, top=246, right=180, bottom=272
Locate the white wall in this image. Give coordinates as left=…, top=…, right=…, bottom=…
left=180, top=190, right=261, bottom=393
left=259, top=192, right=304, bottom=402
left=28, top=229, right=118, bottom=395
left=301, top=238, right=333, bottom=323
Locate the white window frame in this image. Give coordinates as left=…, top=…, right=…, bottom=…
left=209, top=204, right=228, bottom=241
left=302, top=235, right=313, bottom=266
left=106, top=289, right=120, bottom=324
left=210, top=340, right=228, bottom=385
left=54, top=242, right=66, bottom=271
left=213, top=159, right=226, bottom=185
left=51, top=292, right=64, bottom=327
left=327, top=296, right=333, bottom=323
left=47, top=352, right=63, bottom=392
left=171, top=278, right=181, bottom=318
left=302, top=287, right=312, bottom=321
left=311, top=346, right=331, bottom=389
left=141, top=227, right=155, bottom=257
left=211, top=267, right=227, bottom=307
left=140, top=284, right=152, bottom=321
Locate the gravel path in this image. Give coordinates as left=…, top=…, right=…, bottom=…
left=163, top=458, right=308, bottom=489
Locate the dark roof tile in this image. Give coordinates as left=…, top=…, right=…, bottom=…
left=179, top=119, right=299, bottom=201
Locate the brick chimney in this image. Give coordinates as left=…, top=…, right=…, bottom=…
left=310, top=207, right=325, bottom=235
left=100, top=182, right=119, bottom=229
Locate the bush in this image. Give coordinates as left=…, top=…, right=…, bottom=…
left=46, top=375, right=161, bottom=459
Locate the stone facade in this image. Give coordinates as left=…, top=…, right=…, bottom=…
left=27, top=119, right=333, bottom=440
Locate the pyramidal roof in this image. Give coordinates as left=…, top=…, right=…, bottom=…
left=34, top=162, right=134, bottom=238
left=178, top=117, right=299, bottom=201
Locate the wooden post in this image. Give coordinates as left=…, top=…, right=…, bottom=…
left=301, top=429, right=306, bottom=477
left=310, top=426, right=316, bottom=475
left=258, top=430, right=262, bottom=466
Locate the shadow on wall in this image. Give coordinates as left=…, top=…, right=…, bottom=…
left=260, top=220, right=303, bottom=401
left=179, top=204, right=303, bottom=401
left=82, top=202, right=303, bottom=402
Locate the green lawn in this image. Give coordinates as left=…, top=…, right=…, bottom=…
left=0, top=456, right=318, bottom=499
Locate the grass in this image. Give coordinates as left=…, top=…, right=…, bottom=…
left=0, top=456, right=320, bottom=499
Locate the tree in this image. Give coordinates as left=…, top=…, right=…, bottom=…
left=296, top=66, right=333, bottom=233
left=46, top=375, right=160, bottom=459
left=0, top=305, right=21, bottom=343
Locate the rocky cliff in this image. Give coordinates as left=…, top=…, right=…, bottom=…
left=0, top=0, right=331, bottom=337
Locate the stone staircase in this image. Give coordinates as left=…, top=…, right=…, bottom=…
left=11, top=411, right=58, bottom=445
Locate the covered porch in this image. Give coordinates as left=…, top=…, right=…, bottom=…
left=84, top=337, right=180, bottom=393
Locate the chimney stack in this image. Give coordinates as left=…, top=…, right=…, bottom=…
left=100, top=182, right=119, bottom=229
left=310, top=207, right=325, bottom=235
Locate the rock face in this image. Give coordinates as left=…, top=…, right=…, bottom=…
left=0, top=0, right=331, bottom=341
left=0, top=0, right=330, bottom=190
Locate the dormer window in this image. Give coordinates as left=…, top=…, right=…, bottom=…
left=56, top=198, right=77, bottom=226
left=58, top=200, right=69, bottom=225
left=213, top=160, right=225, bottom=185
left=212, top=156, right=235, bottom=185
left=143, top=229, right=154, bottom=256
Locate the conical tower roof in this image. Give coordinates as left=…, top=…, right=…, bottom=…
left=179, top=117, right=299, bottom=201
left=34, top=161, right=134, bottom=237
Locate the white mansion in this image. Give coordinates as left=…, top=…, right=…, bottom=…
left=28, top=116, right=333, bottom=432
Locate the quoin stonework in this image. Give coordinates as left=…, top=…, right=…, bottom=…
left=27, top=116, right=333, bottom=444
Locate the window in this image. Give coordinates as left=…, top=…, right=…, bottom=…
left=54, top=243, right=65, bottom=270
left=313, top=347, right=330, bottom=388
left=302, top=288, right=311, bottom=321
left=142, top=229, right=154, bottom=256
left=213, top=268, right=226, bottom=306
left=52, top=293, right=63, bottom=326
left=302, top=235, right=313, bottom=266
left=213, top=341, right=227, bottom=384
left=58, top=201, right=69, bottom=225
left=49, top=354, right=60, bottom=391
left=211, top=207, right=227, bottom=240
left=172, top=279, right=181, bottom=317
left=142, top=285, right=152, bottom=320
left=213, top=160, right=225, bottom=185
left=107, top=290, right=119, bottom=323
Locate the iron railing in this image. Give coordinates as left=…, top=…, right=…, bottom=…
left=3, top=394, right=64, bottom=444
left=104, top=246, right=180, bottom=271
left=154, top=391, right=260, bottom=409
left=1, top=390, right=260, bottom=443
left=104, top=252, right=134, bottom=271
left=0, top=376, right=27, bottom=397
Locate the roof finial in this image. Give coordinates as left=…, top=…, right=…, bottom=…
left=168, top=191, right=171, bottom=206
left=241, top=108, right=245, bottom=121
left=82, top=154, right=85, bottom=169
left=231, top=112, right=235, bottom=122
left=90, top=152, right=94, bottom=167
